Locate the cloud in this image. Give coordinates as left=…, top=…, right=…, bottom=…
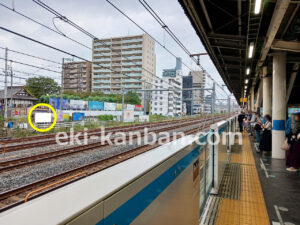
left=0, top=0, right=229, bottom=96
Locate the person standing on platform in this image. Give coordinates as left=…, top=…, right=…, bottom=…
left=257, top=114, right=272, bottom=155
left=286, top=114, right=292, bottom=136
left=254, top=114, right=262, bottom=148
left=238, top=111, right=245, bottom=132
left=286, top=112, right=300, bottom=172
left=249, top=112, right=257, bottom=136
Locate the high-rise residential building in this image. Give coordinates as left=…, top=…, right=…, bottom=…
left=63, top=61, right=92, bottom=93
left=151, top=58, right=183, bottom=116
left=190, top=70, right=206, bottom=114
left=92, top=34, right=156, bottom=106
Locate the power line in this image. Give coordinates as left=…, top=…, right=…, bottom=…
left=0, top=3, right=92, bottom=50
left=139, top=0, right=193, bottom=59
left=1, top=2, right=178, bottom=92
left=107, top=0, right=228, bottom=95
left=0, top=67, right=61, bottom=81
left=31, top=0, right=182, bottom=91
left=105, top=0, right=191, bottom=72
left=0, top=57, right=61, bottom=73
left=0, top=73, right=26, bottom=80
left=0, top=27, right=161, bottom=90
left=0, top=46, right=61, bottom=65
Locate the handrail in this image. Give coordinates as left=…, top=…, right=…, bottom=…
left=24, top=171, right=88, bottom=202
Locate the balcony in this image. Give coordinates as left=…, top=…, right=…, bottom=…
left=122, top=67, right=142, bottom=72
left=93, top=79, right=110, bottom=83
left=93, top=83, right=110, bottom=88
left=122, top=39, right=142, bottom=44
left=93, top=68, right=111, bottom=73
left=94, top=58, right=111, bottom=62
left=112, top=57, right=122, bottom=61
left=123, top=84, right=142, bottom=88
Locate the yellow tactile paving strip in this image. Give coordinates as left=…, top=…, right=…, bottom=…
left=215, top=132, right=270, bottom=225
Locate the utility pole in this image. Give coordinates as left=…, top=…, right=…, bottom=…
left=4, top=48, right=8, bottom=121
left=191, top=88, right=193, bottom=116
left=227, top=95, right=231, bottom=117
left=143, top=90, right=146, bottom=116
left=121, top=88, right=125, bottom=122
left=10, top=65, right=13, bottom=118
left=60, top=58, right=65, bottom=116
left=212, top=82, right=216, bottom=123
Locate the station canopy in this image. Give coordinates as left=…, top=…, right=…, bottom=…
left=179, top=0, right=300, bottom=104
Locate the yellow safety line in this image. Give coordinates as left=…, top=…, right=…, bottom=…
left=216, top=132, right=270, bottom=225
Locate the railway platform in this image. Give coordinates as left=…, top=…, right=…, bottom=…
left=1, top=116, right=300, bottom=225
left=201, top=131, right=300, bottom=225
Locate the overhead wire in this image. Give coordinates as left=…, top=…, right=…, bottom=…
left=1, top=1, right=227, bottom=99
left=0, top=67, right=61, bottom=82
left=0, top=57, right=61, bottom=73
left=0, top=46, right=61, bottom=65
left=107, top=0, right=228, bottom=95
left=0, top=3, right=91, bottom=50
left=0, top=27, right=161, bottom=89
left=31, top=0, right=182, bottom=91
left=0, top=2, right=179, bottom=92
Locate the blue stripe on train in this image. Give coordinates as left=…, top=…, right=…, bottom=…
left=97, top=145, right=201, bottom=225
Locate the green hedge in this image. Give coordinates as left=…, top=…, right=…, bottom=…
left=98, top=115, right=114, bottom=121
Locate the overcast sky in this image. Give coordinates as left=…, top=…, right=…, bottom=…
left=0, top=0, right=229, bottom=96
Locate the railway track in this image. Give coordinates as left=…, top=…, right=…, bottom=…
left=0, top=116, right=221, bottom=153
left=0, top=116, right=229, bottom=212
left=0, top=117, right=217, bottom=172
left=0, top=116, right=211, bottom=144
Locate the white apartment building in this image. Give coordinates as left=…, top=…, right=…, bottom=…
left=92, top=34, right=156, bottom=106
left=151, top=58, right=183, bottom=117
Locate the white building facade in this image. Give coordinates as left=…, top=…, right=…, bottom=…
left=151, top=58, right=183, bottom=117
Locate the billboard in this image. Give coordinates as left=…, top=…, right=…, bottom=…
left=49, top=98, right=59, bottom=109
left=127, top=104, right=135, bottom=110
left=72, top=112, right=85, bottom=121
left=63, top=114, right=70, bottom=122
left=123, top=110, right=134, bottom=122
left=288, top=107, right=300, bottom=117
left=49, top=98, right=70, bottom=110
left=89, top=101, right=104, bottom=110
left=57, top=113, right=63, bottom=122
left=135, top=105, right=143, bottom=111
left=139, top=115, right=149, bottom=122
left=104, top=102, right=116, bottom=111
left=116, top=104, right=122, bottom=111
left=35, top=113, right=52, bottom=123
left=70, top=100, right=88, bottom=110
left=59, top=99, right=70, bottom=110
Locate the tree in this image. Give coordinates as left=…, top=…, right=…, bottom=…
left=26, top=76, right=60, bottom=99
left=125, top=91, right=141, bottom=105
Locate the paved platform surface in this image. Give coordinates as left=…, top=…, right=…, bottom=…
left=215, top=132, right=269, bottom=225
left=249, top=134, right=300, bottom=225
left=201, top=132, right=270, bottom=225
